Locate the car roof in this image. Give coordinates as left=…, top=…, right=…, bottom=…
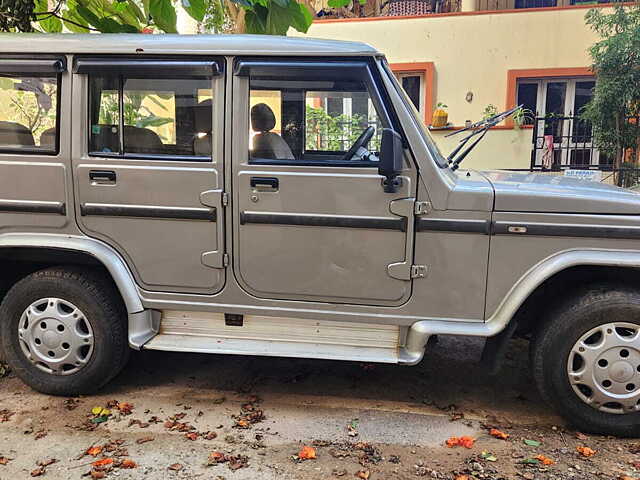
left=0, top=33, right=380, bottom=57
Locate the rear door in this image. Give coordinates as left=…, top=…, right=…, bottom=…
left=71, top=57, right=226, bottom=294
left=231, top=59, right=416, bottom=306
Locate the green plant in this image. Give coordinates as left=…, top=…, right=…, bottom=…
left=481, top=104, right=498, bottom=121
left=582, top=4, right=640, bottom=184
left=436, top=102, right=447, bottom=109
left=305, top=105, right=380, bottom=152
left=513, top=106, right=535, bottom=127
left=1, top=0, right=313, bottom=35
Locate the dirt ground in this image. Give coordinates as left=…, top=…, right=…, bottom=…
left=1, top=336, right=640, bottom=480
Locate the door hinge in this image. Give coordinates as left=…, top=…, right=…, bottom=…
left=414, top=201, right=431, bottom=215
left=410, top=265, right=427, bottom=279
left=222, top=192, right=230, bottom=207
left=223, top=253, right=229, bottom=267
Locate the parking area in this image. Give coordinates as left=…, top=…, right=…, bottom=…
left=0, top=336, right=638, bottom=479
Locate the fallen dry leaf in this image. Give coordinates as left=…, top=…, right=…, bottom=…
left=619, top=476, right=636, bottom=480
left=120, top=459, right=137, bottom=469
left=0, top=457, right=9, bottom=465
left=534, top=454, right=555, bottom=465
left=0, top=410, right=15, bottom=422
left=30, top=467, right=45, bottom=477
left=37, top=459, right=57, bottom=467
left=136, top=436, right=154, bottom=444
left=298, top=446, right=317, bottom=460
left=92, top=458, right=114, bottom=467
left=489, top=428, right=509, bottom=440
left=168, top=463, right=183, bottom=471
left=89, top=470, right=106, bottom=479
left=577, top=446, right=596, bottom=457
left=34, top=430, right=47, bottom=440
left=116, top=402, right=134, bottom=415
left=576, top=432, right=589, bottom=441
left=446, top=436, right=475, bottom=448
left=86, top=446, right=103, bottom=457
left=203, top=431, right=217, bottom=440
left=184, top=432, right=198, bottom=441
left=355, top=470, right=370, bottom=479
left=455, top=475, right=470, bottom=480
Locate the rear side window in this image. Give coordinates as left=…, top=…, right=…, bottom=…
left=89, top=76, right=213, bottom=159
left=0, top=73, right=59, bottom=153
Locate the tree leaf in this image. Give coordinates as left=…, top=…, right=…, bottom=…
left=244, top=8, right=268, bottom=34
left=272, top=0, right=289, bottom=7
left=265, top=2, right=291, bottom=35
left=523, top=439, right=541, bottom=447
left=34, top=0, right=63, bottom=32
left=288, top=1, right=312, bottom=33
left=181, top=0, right=206, bottom=22
left=149, top=0, right=177, bottom=33
left=327, top=0, right=351, bottom=8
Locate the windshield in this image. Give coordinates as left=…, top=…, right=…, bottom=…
left=380, top=59, right=448, bottom=168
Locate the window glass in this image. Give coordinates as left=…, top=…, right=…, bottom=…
left=89, top=76, right=213, bottom=158
left=516, top=82, right=538, bottom=125
left=248, top=76, right=382, bottom=165
left=400, top=75, right=421, bottom=112
left=0, top=74, right=58, bottom=152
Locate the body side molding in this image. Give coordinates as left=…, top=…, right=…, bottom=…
left=400, top=248, right=640, bottom=365
left=0, top=233, right=156, bottom=349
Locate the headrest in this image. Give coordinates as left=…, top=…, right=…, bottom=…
left=0, top=121, right=34, bottom=146
left=250, top=103, right=276, bottom=133
left=194, top=99, right=212, bottom=133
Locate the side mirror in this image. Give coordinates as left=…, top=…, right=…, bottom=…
left=378, top=128, right=403, bottom=193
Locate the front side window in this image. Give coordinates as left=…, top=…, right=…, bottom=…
left=248, top=76, right=382, bottom=165
left=89, top=76, right=213, bottom=159
left=0, top=74, right=58, bottom=152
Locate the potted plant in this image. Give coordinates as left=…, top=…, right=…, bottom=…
left=431, top=102, right=448, bottom=128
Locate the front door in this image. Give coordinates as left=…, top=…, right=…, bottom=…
left=231, top=59, right=416, bottom=306
left=72, top=57, right=226, bottom=294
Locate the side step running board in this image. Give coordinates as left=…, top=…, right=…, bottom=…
left=143, top=311, right=401, bottom=364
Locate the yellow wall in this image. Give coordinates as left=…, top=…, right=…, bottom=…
left=293, top=7, right=602, bottom=170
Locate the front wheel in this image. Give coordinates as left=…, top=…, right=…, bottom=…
left=0, top=267, right=129, bottom=396
left=532, top=285, right=640, bottom=436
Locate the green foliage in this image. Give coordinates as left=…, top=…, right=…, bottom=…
left=512, top=106, right=534, bottom=127
left=582, top=5, right=640, bottom=171
left=0, top=0, right=36, bottom=31
left=620, top=160, right=640, bottom=189
left=481, top=104, right=498, bottom=120
left=305, top=105, right=380, bottom=152
left=1, top=0, right=313, bottom=35
left=239, top=0, right=313, bottom=35
left=327, top=0, right=366, bottom=8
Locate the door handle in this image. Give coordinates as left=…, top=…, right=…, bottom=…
left=250, top=177, right=279, bottom=191
left=89, top=170, right=116, bottom=185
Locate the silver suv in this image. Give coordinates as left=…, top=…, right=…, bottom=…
left=2, top=33, right=640, bottom=437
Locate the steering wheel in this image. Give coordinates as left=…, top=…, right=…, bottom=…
left=342, top=126, right=375, bottom=161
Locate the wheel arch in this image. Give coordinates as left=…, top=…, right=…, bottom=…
left=488, top=249, right=640, bottom=335
left=0, top=233, right=143, bottom=314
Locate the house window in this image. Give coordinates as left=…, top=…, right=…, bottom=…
left=515, top=0, right=556, bottom=8
left=394, top=72, right=425, bottom=117
left=516, top=77, right=595, bottom=119
left=517, top=76, right=605, bottom=168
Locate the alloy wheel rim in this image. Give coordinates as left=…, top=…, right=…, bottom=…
left=17, top=297, right=94, bottom=376
left=567, top=322, right=640, bottom=414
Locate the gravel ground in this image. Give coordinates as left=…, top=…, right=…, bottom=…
left=1, top=336, right=639, bottom=480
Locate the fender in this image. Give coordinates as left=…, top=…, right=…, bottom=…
left=400, top=248, right=640, bottom=365
left=0, top=233, right=158, bottom=349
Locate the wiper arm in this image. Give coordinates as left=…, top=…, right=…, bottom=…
left=446, top=105, right=522, bottom=171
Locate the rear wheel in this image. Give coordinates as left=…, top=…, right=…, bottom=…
left=0, top=267, right=129, bottom=395
left=532, top=285, right=640, bottom=436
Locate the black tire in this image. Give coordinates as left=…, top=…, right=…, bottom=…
left=0, top=267, right=129, bottom=396
left=532, top=284, right=640, bottom=437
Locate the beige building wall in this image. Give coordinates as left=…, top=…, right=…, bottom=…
left=292, top=7, right=602, bottom=170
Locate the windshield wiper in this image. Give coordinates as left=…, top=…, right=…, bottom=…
left=445, top=105, right=521, bottom=171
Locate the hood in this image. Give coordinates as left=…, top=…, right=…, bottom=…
left=480, top=170, right=640, bottom=214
